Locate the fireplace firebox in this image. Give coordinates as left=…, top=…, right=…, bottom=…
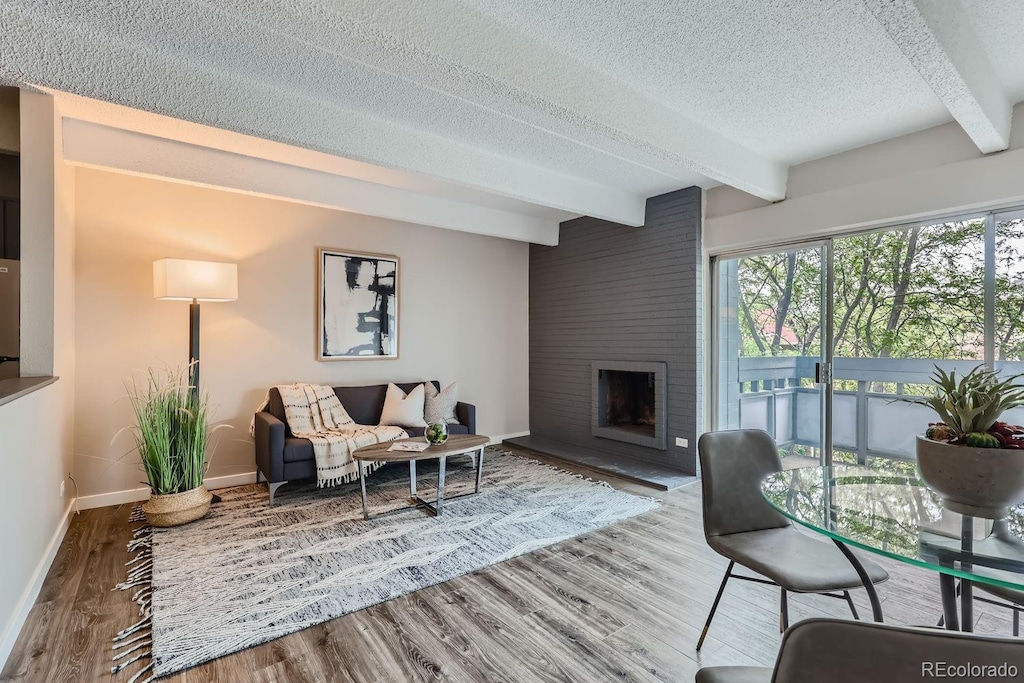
left=592, top=361, right=667, bottom=450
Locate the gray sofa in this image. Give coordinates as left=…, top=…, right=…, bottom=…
left=254, top=381, right=476, bottom=504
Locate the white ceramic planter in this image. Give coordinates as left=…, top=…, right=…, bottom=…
left=917, top=436, right=1024, bottom=519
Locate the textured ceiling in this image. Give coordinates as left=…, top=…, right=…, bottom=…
left=962, top=0, right=1024, bottom=104
left=2, top=0, right=1023, bottom=238
left=468, top=0, right=951, bottom=163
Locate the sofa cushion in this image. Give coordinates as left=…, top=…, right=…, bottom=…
left=424, top=381, right=460, bottom=424
left=284, top=421, right=427, bottom=464
left=404, top=423, right=470, bottom=438
left=379, top=383, right=428, bottom=428
left=329, top=381, right=439, bottom=427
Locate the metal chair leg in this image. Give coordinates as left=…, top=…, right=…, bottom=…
left=697, top=561, right=734, bottom=651
left=843, top=591, right=860, bottom=620
left=780, top=588, right=790, bottom=633
left=937, top=579, right=962, bottom=629
left=939, top=573, right=960, bottom=631
left=833, top=539, right=883, bottom=622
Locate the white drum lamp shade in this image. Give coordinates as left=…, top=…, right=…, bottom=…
left=153, top=258, right=238, bottom=302
left=153, top=258, right=238, bottom=396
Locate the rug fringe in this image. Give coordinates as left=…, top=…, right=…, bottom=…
left=126, top=662, right=155, bottom=683
left=316, top=460, right=385, bottom=489
left=112, top=505, right=154, bottom=682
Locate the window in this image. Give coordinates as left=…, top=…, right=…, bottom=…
left=714, top=209, right=1024, bottom=469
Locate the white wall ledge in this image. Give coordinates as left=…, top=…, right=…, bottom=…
left=0, top=376, right=58, bottom=408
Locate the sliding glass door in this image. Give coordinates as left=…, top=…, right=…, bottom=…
left=714, top=209, right=1024, bottom=469
left=715, top=244, right=829, bottom=465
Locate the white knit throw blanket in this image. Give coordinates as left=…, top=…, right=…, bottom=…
left=275, top=384, right=407, bottom=487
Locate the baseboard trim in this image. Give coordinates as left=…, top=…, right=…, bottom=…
left=0, top=499, right=76, bottom=672
left=205, top=471, right=259, bottom=489
left=77, top=471, right=261, bottom=511
left=77, top=437, right=530, bottom=512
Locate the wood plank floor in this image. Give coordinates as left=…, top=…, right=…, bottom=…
left=1, top=449, right=1016, bottom=682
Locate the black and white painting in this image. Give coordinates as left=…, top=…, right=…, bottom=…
left=318, top=249, right=399, bottom=360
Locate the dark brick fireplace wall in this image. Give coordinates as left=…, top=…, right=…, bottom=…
left=528, top=186, right=703, bottom=473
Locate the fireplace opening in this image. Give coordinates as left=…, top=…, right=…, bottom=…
left=600, top=369, right=656, bottom=438
left=592, top=360, right=666, bottom=450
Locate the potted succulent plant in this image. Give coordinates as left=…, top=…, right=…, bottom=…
left=117, top=365, right=226, bottom=527
left=907, top=365, right=1024, bottom=519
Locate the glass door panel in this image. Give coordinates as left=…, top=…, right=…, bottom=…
left=994, top=209, right=1024, bottom=426
left=715, top=210, right=1019, bottom=474
left=716, top=245, right=827, bottom=466
left=830, top=219, right=985, bottom=467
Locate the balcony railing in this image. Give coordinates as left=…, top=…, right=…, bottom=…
left=735, top=357, right=1024, bottom=463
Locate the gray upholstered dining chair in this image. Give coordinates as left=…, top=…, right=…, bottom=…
left=696, top=618, right=1024, bottom=683
left=971, top=519, right=1024, bottom=636
left=976, top=584, right=1024, bottom=636
left=696, top=430, right=889, bottom=650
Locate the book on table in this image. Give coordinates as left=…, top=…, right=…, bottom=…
left=388, top=441, right=430, bottom=453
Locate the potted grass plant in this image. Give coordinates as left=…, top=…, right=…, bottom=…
left=906, top=365, right=1024, bottom=519
left=119, top=365, right=223, bottom=527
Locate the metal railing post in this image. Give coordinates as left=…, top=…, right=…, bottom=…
left=856, top=380, right=869, bottom=465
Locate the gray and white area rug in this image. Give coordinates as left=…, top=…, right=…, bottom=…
left=114, top=449, right=660, bottom=680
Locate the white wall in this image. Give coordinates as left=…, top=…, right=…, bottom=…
left=704, top=103, right=1024, bottom=254
left=0, top=92, right=75, bottom=668
left=73, top=169, right=529, bottom=501
left=0, top=386, right=75, bottom=664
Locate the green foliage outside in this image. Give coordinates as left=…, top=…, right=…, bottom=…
left=732, top=217, right=1024, bottom=466
left=734, top=218, right=1024, bottom=364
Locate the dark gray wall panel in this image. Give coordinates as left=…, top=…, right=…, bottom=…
left=529, top=187, right=702, bottom=473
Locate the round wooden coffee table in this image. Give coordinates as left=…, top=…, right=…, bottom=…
left=352, top=434, right=489, bottom=520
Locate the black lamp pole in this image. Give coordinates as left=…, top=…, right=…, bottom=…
left=189, top=298, right=200, bottom=399
left=188, top=297, right=218, bottom=503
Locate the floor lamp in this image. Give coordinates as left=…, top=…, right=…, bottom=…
left=153, top=258, right=238, bottom=396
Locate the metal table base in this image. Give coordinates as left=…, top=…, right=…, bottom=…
left=358, top=447, right=485, bottom=521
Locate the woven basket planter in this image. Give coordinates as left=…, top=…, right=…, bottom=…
left=142, top=485, right=213, bottom=527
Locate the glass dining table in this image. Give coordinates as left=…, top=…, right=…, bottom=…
left=760, top=463, right=1024, bottom=632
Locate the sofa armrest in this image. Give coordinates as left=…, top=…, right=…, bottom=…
left=254, top=411, right=286, bottom=483
left=456, top=402, right=476, bottom=435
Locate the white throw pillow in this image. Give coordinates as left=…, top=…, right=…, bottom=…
left=379, top=383, right=427, bottom=428
left=424, top=381, right=460, bottom=424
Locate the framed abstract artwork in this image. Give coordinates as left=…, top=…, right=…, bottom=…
left=317, top=248, right=399, bottom=360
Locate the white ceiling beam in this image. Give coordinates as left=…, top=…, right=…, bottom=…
left=47, top=89, right=579, bottom=222
left=0, top=2, right=646, bottom=226
left=63, top=120, right=562, bottom=245
left=218, top=0, right=788, bottom=201
left=1, top=0, right=787, bottom=213
left=861, top=0, right=1011, bottom=154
